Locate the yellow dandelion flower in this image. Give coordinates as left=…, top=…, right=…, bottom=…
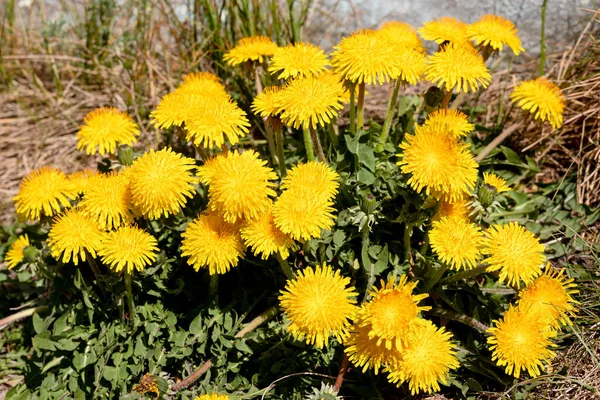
left=386, top=320, right=459, bottom=395
left=68, top=169, right=102, bottom=194
left=47, top=209, right=104, bottom=265
left=273, top=187, right=336, bottom=241
left=344, top=321, right=403, bottom=374
left=14, top=167, right=77, bottom=221
left=184, top=97, right=250, bottom=148
left=482, top=222, right=546, bottom=288
left=487, top=305, right=556, bottom=378
left=251, top=86, right=281, bottom=118
left=419, top=16, right=469, bottom=45
left=269, top=42, right=329, bottom=80
left=358, top=276, right=430, bottom=350
left=276, top=72, right=345, bottom=130
left=388, top=47, right=427, bottom=85
left=151, top=92, right=197, bottom=130
left=397, top=126, right=479, bottom=202
left=198, top=150, right=277, bottom=223
left=430, top=216, right=483, bottom=270
left=98, top=226, right=158, bottom=274
left=331, top=29, right=402, bottom=85
left=223, top=36, right=278, bottom=66
left=425, top=42, right=491, bottom=93
left=483, top=172, right=510, bottom=193
left=279, top=264, right=358, bottom=348
left=80, top=171, right=133, bottom=230
left=510, top=78, right=565, bottom=129
left=128, top=148, right=197, bottom=220
left=181, top=212, right=246, bottom=275
left=194, top=393, right=230, bottom=400
left=280, top=161, right=340, bottom=201
left=5, top=235, right=30, bottom=269
left=517, top=265, right=578, bottom=328
left=77, top=107, right=139, bottom=156
left=378, top=21, right=424, bottom=52
left=240, top=206, right=298, bottom=260
left=432, top=197, right=471, bottom=222
left=177, top=72, right=229, bottom=98
left=467, top=14, right=524, bottom=55
left=424, top=109, right=475, bottom=138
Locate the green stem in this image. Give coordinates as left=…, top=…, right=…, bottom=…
left=427, top=308, right=490, bottom=334
left=349, top=83, right=356, bottom=134
left=276, top=253, right=294, bottom=280
left=274, top=122, right=287, bottom=177
left=423, top=264, right=449, bottom=292
left=380, top=79, right=402, bottom=145
left=539, top=0, right=547, bottom=76
left=303, top=128, right=315, bottom=161
left=441, top=264, right=487, bottom=284
left=264, top=122, right=278, bottom=166
left=327, top=120, right=339, bottom=147
left=208, top=274, right=219, bottom=299
left=124, top=272, right=136, bottom=327
left=356, top=82, right=365, bottom=130
left=309, top=127, right=327, bottom=163
left=86, top=251, right=102, bottom=281
left=403, top=223, right=413, bottom=263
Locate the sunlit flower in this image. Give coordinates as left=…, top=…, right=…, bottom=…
left=279, top=264, right=358, bottom=348
left=181, top=212, right=246, bottom=275
left=418, top=17, right=469, bottom=45
left=194, top=394, right=230, bottom=400
left=77, top=107, right=139, bottom=156
left=269, top=42, right=329, bottom=80
left=251, top=86, right=281, bottom=118
left=510, top=78, right=564, bottom=129
left=128, top=148, right=197, bottom=219
left=432, top=197, right=471, bottom=222
left=358, top=276, right=430, bottom=350
left=389, top=47, right=427, bottom=85
left=185, top=97, right=250, bottom=148
left=198, top=150, right=277, bottom=223
left=177, top=72, right=229, bottom=98
left=223, top=36, right=278, bottom=66
left=47, top=209, right=104, bottom=265
left=487, top=305, right=556, bottom=378
left=517, top=265, right=578, bottom=328
left=425, top=42, right=491, bottom=93
left=240, top=206, right=298, bottom=260
left=467, top=14, right=524, bottom=55
left=14, top=167, right=77, bottom=221
left=483, top=172, right=510, bottom=193
left=276, top=72, right=345, bottom=130
left=331, top=29, right=402, bottom=85
left=430, top=216, right=483, bottom=270
left=344, top=321, right=402, bottom=374
left=151, top=92, right=198, bottom=130
left=280, top=161, right=339, bottom=201
left=398, top=125, right=479, bottom=202
left=68, top=169, right=102, bottom=194
left=273, top=187, right=336, bottom=241
left=80, top=171, right=133, bottom=230
left=386, top=320, right=459, bottom=395
left=378, top=21, right=424, bottom=51
left=482, top=222, right=546, bottom=287
left=5, top=235, right=30, bottom=269
left=424, top=109, right=475, bottom=138
left=98, top=226, right=159, bottom=274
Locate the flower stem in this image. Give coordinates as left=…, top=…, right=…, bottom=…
left=441, top=264, right=487, bottom=284
left=403, top=223, right=413, bottom=263
left=208, top=274, right=219, bottom=299
left=124, top=272, right=136, bottom=327
left=380, top=79, right=402, bottom=146
left=303, top=128, right=315, bottom=161
left=333, top=355, right=350, bottom=392
left=274, top=123, right=287, bottom=177
left=423, top=263, right=449, bottom=292
left=264, top=122, right=278, bottom=166
left=427, top=308, right=490, bottom=334
left=276, top=253, right=294, bottom=280
left=440, top=90, right=452, bottom=109
left=356, top=82, right=366, bottom=130
left=309, top=127, right=327, bottom=163
left=349, top=83, right=356, bottom=134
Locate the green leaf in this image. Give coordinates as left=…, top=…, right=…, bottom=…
left=32, top=312, right=45, bottom=335
left=189, top=314, right=204, bottom=335
left=52, top=312, right=69, bottom=336
left=32, top=332, right=57, bottom=351
left=234, top=340, right=252, bottom=353
left=357, top=168, right=375, bottom=185
left=373, top=245, right=389, bottom=275
left=357, top=145, right=376, bottom=172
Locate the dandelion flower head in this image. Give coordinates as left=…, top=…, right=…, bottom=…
left=280, top=161, right=340, bottom=201
left=424, top=109, right=475, bottom=138
left=510, top=78, right=564, bottom=129
left=386, top=320, right=459, bottom=395
left=378, top=21, right=424, bottom=52
left=68, top=169, right=102, bottom=194
left=223, top=36, right=278, bottom=66
left=98, top=226, right=158, bottom=274
left=467, top=14, right=524, bottom=55
left=177, top=72, right=229, bottom=98
left=240, top=205, right=298, bottom=260
left=181, top=211, right=246, bottom=275
left=194, top=393, right=230, bottom=400
left=344, top=321, right=403, bottom=374
left=432, top=197, right=471, bottom=222
left=269, top=42, right=329, bottom=80
left=251, top=86, right=281, bottom=119
left=47, top=208, right=104, bottom=265
left=482, top=222, right=545, bottom=287
left=80, top=171, right=133, bottom=230
left=419, top=17, right=469, bottom=45
left=5, top=235, right=30, bottom=269
left=483, top=172, right=510, bottom=194
left=279, top=264, right=358, bottom=348
left=77, top=107, right=139, bottom=156
left=487, top=305, right=556, bottom=378
left=430, top=216, right=483, bottom=270
left=14, top=167, right=77, bottom=221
